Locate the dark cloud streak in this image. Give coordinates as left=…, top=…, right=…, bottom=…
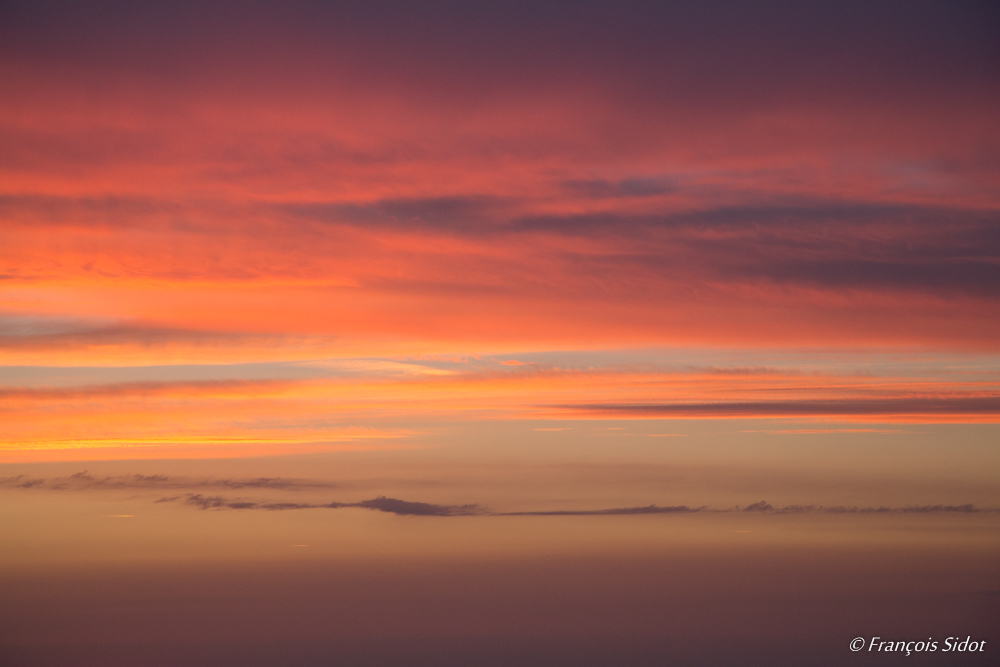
left=1, top=475, right=991, bottom=516
left=556, top=397, right=1000, bottom=418
left=0, top=471, right=344, bottom=492
left=497, top=505, right=697, bottom=516
left=164, top=493, right=480, bottom=516
left=5, top=192, right=999, bottom=301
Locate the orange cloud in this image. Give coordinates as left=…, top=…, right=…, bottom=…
left=2, top=0, right=998, bottom=462
left=3, top=362, right=997, bottom=461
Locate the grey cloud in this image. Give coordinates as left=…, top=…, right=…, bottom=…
left=511, top=204, right=1000, bottom=299
left=284, top=195, right=510, bottom=233
left=498, top=504, right=698, bottom=516
left=742, top=501, right=774, bottom=512
left=735, top=257, right=1000, bottom=299
left=7, top=190, right=1000, bottom=301
left=356, top=496, right=480, bottom=516
left=740, top=502, right=982, bottom=514
left=0, top=475, right=46, bottom=489
left=562, top=178, right=677, bottom=199
left=3, top=473, right=992, bottom=516
left=555, top=396, right=1000, bottom=418
left=175, top=494, right=343, bottom=511
left=0, top=193, right=179, bottom=229
left=0, top=471, right=344, bottom=492
left=163, top=496, right=991, bottom=516
left=901, top=503, right=977, bottom=513
left=0, top=321, right=316, bottom=353
left=0, top=314, right=111, bottom=338
left=161, top=493, right=480, bottom=516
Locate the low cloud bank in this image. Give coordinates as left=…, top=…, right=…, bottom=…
left=156, top=493, right=483, bottom=517
left=1, top=473, right=993, bottom=517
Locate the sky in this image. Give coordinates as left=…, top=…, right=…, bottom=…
left=1, top=1, right=998, bottom=665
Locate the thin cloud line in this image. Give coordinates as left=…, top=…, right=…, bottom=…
left=2, top=473, right=994, bottom=517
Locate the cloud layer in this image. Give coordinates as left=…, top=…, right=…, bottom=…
left=1, top=0, right=998, bottom=459
left=2, top=1, right=998, bottom=355
left=1, top=472, right=991, bottom=516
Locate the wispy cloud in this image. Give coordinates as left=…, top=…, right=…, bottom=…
left=497, top=505, right=698, bottom=516
left=2, top=357, right=997, bottom=463
left=553, top=397, right=1000, bottom=420
left=742, top=428, right=910, bottom=435
left=738, top=500, right=981, bottom=514
left=2, top=473, right=992, bottom=517
left=1, top=0, right=998, bottom=470
left=0, top=471, right=343, bottom=492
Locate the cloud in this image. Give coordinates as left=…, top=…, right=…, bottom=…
left=554, top=397, right=1000, bottom=419
left=163, top=495, right=991, bottom=516
left=174, top=494, right=345, bottom=512
left=4, top=192, right=1000, bottom=355
left=497, top=505, right=698, bottom=516
left=510, top=204, right=1000, bottom=299
left=900, top=504, right=978, bottom=513
left=0, top=475, right=45, bottom=488
left=0, top=471, right=344, bottom=492
left=742, top=501, right=774, bottom=512
left=286, top=196, right=510, bottom=232
left=743, top=502, right=981, bottom=514
left=0, top=379, right=294, bottom=403
left=562, top=178, right=677, bottom=199
left=743, top=429, right=909, bottom=435
left=3, top=473, right=992, bottom=516
left=0, top=320, right=323, bottom=356
left=159, top=493, right=482, bottom=516
left=2, top=0, right=997, bottom=358
left=355, top=496, right=481, bottom=517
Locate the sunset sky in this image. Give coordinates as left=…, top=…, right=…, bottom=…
left=1, top=1, right=998, bottom=665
